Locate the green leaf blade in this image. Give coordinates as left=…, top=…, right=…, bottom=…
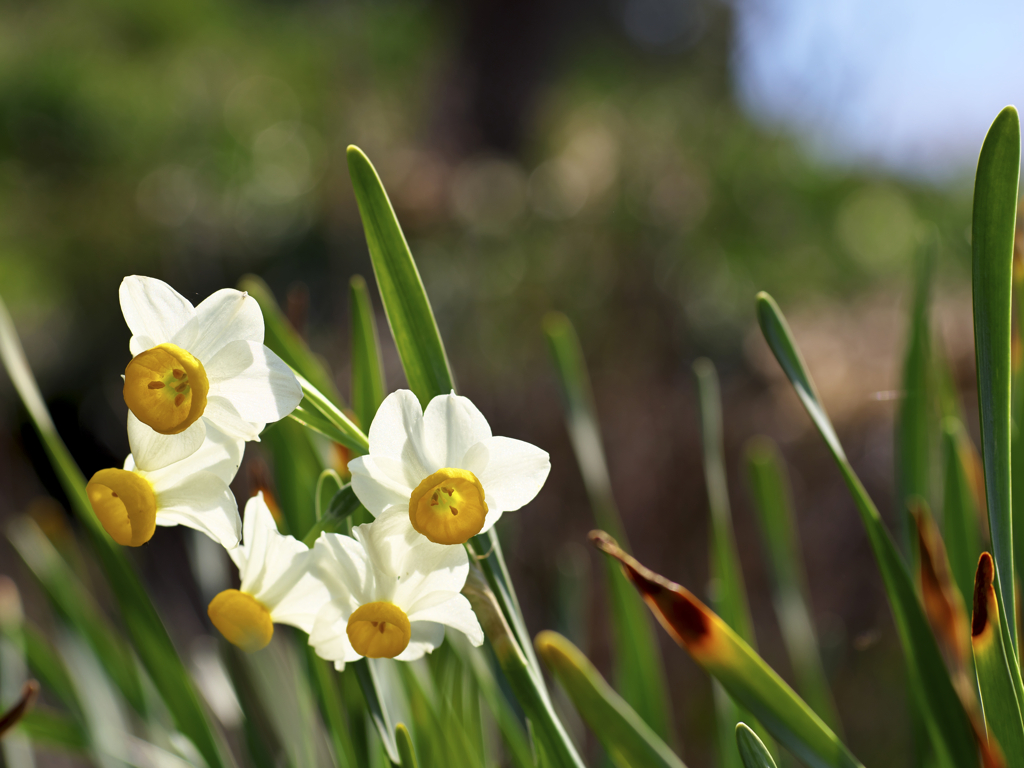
left=543, top=312, right=674, bottom=742
left=745, top=437, right=843, bottom=736
left=349, top=275, right=387, bottom=432
left=756, top=292, right=979, bottom=768
left=347, top=146, right=454, bottom=405
left=0, top=296, right=231, bottom=768
left=536, top=630, right=687, bottom=768
left=972, top=105, right=1021, bottom=653
left=736, top=723, right=778, bottom=768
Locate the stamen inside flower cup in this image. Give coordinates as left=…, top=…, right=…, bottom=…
left=123, top=343, right=208, bottom=435
left=346, top=602, right=412, bottom=658
left=208, top=589, right=274, bottom=652
left=408, top=468, right=488, bottom=545
left=86, top=468, right=158, bottom=546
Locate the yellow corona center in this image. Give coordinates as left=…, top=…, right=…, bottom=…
left=86, top=468, right=158, bottom=547
left=346, top=602, right=411, bottom=659
left=208, top=589, right=274, bottom=653
left=408, top=468, right=488, bottom=545
left=123, top=343, right=209, bottom=435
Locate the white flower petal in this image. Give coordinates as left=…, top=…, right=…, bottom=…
left=310, top=601, right=362, bottom=669
left=145, top=426, right=244, bottom=486
left=203, top=396, right=262, bottom=441
left=422, top=392, right=492, bottom=469
left=366, top=390, right=434, bottom=472
left=407, top=594, right=483, bottom=647
left=461, top=436, right=550, bottom=518
left=394, top=621, right=445, bottom=661
left=153, top=471, right=241, bottom=548
left=268, top=569, right=332, bottom=634
left=128, top=411, right=207, bottom=471
left=206, top=341, right=301, bottom=423
left=348, top=457, right=414, bottom=517
left=236, top=494, right=326, bottom=629
left=188, top=289, right=266, bottom=361
left=313, top=532, right=374, bottom=608
left=120, top=276, right=196, bottom=356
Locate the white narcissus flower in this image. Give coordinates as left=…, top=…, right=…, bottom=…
left=86, top=427, right=244, bottom=548
left=347, top=390, right=550, bottom=545
left=309, top=507, right=483, bottom=669
left=120, top=275, right=302, bottom=470
left=208, top=493, right=330, bottom=653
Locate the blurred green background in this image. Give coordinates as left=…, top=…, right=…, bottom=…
left=0, top=0, right=992, bottom=765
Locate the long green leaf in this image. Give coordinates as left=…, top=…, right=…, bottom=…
left=543, top=312, right=673, bottom=742
left=347, top=145, right=454, bottom=405
left=456, top=639, right=535, bottom=768
left=262, top=417, right=323, bottom=538
left=756, top=292, right=978, bottom=768
left=536, top=630, right=687, bottom=768
left=736, top=724, right=778, bottom=768
left=592, top=532, right=861, bottom=768
left=971, top=552, right=1024, bottom=767
left=0, top=294, right=231, bottom=768
left=396, top=723, right=419, bottom=768
left=896, top=242, right=934, bottom=555
left=239, top=274, right=345, bottom=408
left=294, top=375, right=370, bottom=454
left=7, top=517, right=145, bottom=715
left=694, top=359, right=775, bottom=767
left=17, top=709, right=88, bottom=754
left=942, top=419, right=985, bottom=608
left=972, top=106, right=1021, bottom=655
left=350, top=275, right=387, bottom=432
left=463, top=568, right=585, bottom=768
left=745, top=437, right=843, bottom=735
left=353, top=659, right=400, bottom=764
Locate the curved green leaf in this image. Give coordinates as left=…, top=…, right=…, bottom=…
left=755, top=292, right=978, bottom=768
left=0, top=295, right=232, bottom=768
left=350, top=275, right=387, bottom=432
left=972, top=105, right=1021, bottom=654
left=745, top=437, right=843, bottom=736
left=736, top=724, right=778, bottom=768
left=544, top=312, right=674, bottom=742
left=536, top=630, right=686, bottom=768
left=347, top=146, right=454, bottom=405
left=592, top=532, right=861, bottom=768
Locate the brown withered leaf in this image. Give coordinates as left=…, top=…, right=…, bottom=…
left=0, top=680, right=39, bottom=739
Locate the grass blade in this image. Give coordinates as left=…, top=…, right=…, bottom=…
left=262, top=418, right=324, bottom=538
left=942, top=419, right=986, bottom=608
left=694, top=359, right=775, bottom=766
left=7, top=517, right=146, bottom=715
left=239, top=274, right=345, bottom=408
left=972, top=553, right=1024, bottom=766
left=756, top=291, right=980, bottom=768
left=294, top=375, right=370, bottom=454
left=543, top=312, right=674, bottom=742
left=0, top=293, right=233, bottom=768
left=536, top=630, right=687, bottom=768
left=745, top=437, right=843, bottom=735
left=736, top=723, right=778, bottom=768
left=591, top=531, right=862, bottom=768
left=396, top=723, right=418, bottom=768
left=350, top=275, right=387, bottom=432
left=347, top=145, right=454, bottom=405
left=353, top=659, right=400, bottom=764
left=972, top=106, right=1021, bottom=653
left=896, top=243, right=935, bottom=554
left=463, top=568, right=585, bottom=768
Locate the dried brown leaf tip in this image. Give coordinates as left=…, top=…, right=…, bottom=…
left=913, top=503, right=969, bottom=667
left=0, top=680, right=39, bottom=739
left=588, top=530, right=713, bottom=650
left=972, top=552, right=995, bottom=640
